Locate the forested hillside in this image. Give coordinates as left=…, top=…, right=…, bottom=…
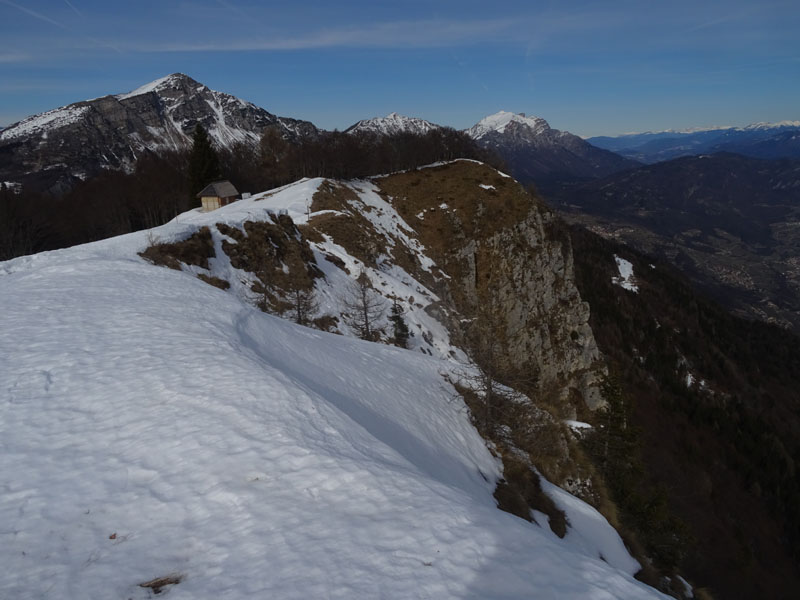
left=570, top=226, right=800, bottom=599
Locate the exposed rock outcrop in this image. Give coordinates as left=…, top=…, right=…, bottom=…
left=374, top=161, right=605, bottom=412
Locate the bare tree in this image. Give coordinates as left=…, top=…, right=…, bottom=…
left=460, top=303, right=514, bottom=432
left=456, top=288, right=541, bottom=435
left=341, top=271, right=386, bottom=340
left=286, top=283, right=319, bottom=326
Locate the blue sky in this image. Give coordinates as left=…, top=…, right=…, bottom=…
left=1, top=0, right=798, bottom=137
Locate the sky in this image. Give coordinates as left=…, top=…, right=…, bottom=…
left=0, top=0, right=798, bottom=137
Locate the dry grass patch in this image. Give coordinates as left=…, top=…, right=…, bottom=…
left=139, top=574, right=183, bottom=594
left=139, top=227, right=215, bottom=270
left=495, top=453, right=567, bottom=538
left=197, top=273, right=230, bottom=290
left=217, top=216, right=323, bottom=314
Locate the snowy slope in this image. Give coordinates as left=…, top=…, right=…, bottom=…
left=1, top=180, right=667, bottom=599
left=346, top=112, right=441, bottom=136
left=0, top=105, right=91, bottom=141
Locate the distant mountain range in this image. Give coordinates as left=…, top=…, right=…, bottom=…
left=3, top=72, right=798, bottom=199
left=589, top=122, right=800, bottom=163
left=0, top=76, right=645, bottom=194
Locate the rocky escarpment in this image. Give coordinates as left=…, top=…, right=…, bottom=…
left=0, top=73, right=318, bottom=195
left=375, top=161, right=605, bottom=413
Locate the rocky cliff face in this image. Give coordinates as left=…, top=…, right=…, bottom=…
left=375, top=161, right=605, bottom=412
left=0, top=73, right=318, bottom=194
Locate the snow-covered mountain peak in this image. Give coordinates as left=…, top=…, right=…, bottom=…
left=0, top=73, right=320, bottom=192
left=742, top=120, right=800, bottom=131
left=345, top=112, right=441, bottom=136
left=115, top=73, right=196, bottom=100
left=467, top=110, right=551, bottom=140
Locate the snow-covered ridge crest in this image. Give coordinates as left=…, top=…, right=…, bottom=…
left=345, top=112, right=441, bottom=136
left=467, top=110, right=551, bottom=139
left=115, top=73, right=187, bottom=100
left=0, top=165, right=668, bottom=599
left=742, top=120, right=800, bottom=131
left=0, top=104, right=90, bottom=141
left=617, top=120, right=800, bottom=137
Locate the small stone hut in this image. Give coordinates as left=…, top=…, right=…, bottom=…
left=197, top=181, right=239, bottom=212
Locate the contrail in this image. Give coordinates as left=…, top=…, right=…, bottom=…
left=215, top=0, right=251, bottom=21
left=64, top=0, right=83, bottom=18
left=0, top=0, right=68, bottom=29
left=1, top=0, right=121, bottom=55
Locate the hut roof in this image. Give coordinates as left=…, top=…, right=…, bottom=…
left=196, top=180, right=238, bottom=198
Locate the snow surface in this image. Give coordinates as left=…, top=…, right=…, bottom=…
left=0, top=176, right=668, bottom=599
left=467, top=111, right=550, bottom=140
left=115, top=74, right=179, bottom=100
left=540, top=478, right=642, bottom=575
left=612, top=255, right=639, bottom=293
left=0, top=105, right=90, bottom=141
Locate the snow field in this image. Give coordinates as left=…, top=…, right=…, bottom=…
left=612, top=255, right=639, bottom=293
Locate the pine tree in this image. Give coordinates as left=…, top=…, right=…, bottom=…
left=187, top=125, right=221, bottom=206
left=390, top=297, right=410, bottom=348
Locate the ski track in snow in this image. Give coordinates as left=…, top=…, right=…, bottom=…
left=0, top=176, right=668, bottom=600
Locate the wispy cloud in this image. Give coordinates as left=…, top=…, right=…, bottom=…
left=0, top=51, right=30, bottom=63
left=125, top=17, right=519, bottom=52
left=214, top=0, right=251, bottom=22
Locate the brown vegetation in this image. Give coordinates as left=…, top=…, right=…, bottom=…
left=217, top=217, right=322, bottom=315
left=138, top=226, right=215, bottom=270
left=197, top=273, right=230, bottom=290
left=139, top=574, right=183, bottom=595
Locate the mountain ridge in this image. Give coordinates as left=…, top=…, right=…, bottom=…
left=345, top=112, right=441, bottom=136
left=466, top=111, right=640, bottom=186
left=0, top=73, right=319, bottom=194
left=589, top=122, right=800, bottom=163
